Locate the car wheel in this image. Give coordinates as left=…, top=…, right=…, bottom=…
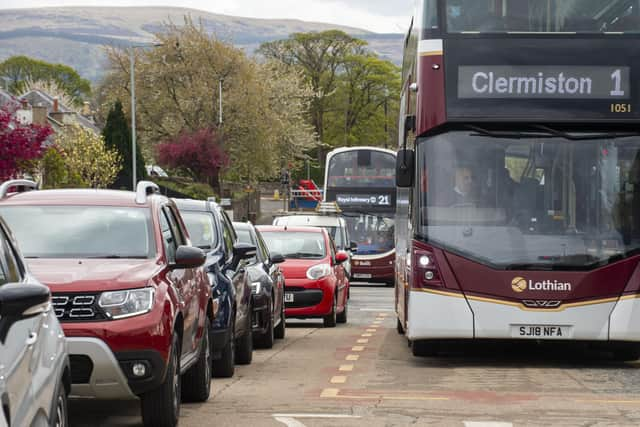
left=323, top=294, right=337, bottom=328
left=274, top=296, right=286, bottom=340
left=141, top=333, right=181, bottom=427
left=181, top=321, right=211, bottom=402
left=235, top=314, right=253, bottom=365
left=396, top=318, right=404, bottom=335
left=336, top=299, right=348, bottom=324
left=51, top=383, right=68, bottom=427
left=212, top=318, right=235, bottom=378
left=255, top=299, right=275, bottom=349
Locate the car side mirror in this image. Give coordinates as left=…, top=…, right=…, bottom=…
left=231, top=243, right=257, bottom=270
left=0, top=282, right=51, bottom=344
left=269, top=252, right=285, bottom=264
left=396, top=148, right=415, bottom=188
left=171, top=246, right=206, bottom=270
left=349, top=241, right=358, bottom=253
left=335, top=251, right=349, bottom=264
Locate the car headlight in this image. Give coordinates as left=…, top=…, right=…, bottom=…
left=251, top=282, right=261, bottom=294
left=306, top=263, right=332, bottom=280
left=99, top=288, right=155, bottom=320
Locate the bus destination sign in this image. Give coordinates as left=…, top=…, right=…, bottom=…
left=336, top=194, right=392, bottom=207
left=459, top=66, right=630, bottom=100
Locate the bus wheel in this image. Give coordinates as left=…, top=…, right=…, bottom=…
left=612, top=345, right=640, bottom=361
left=411, top=340, right=438, bottom=357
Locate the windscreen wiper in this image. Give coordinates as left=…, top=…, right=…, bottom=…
left=465, top=125, right=553, bottom=140
left=532, top=125, right=640, bottom=141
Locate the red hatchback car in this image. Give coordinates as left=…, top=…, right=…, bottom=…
left=257, top=226, right=349, bottom=327
left=0, top=180, right=215, bottom=427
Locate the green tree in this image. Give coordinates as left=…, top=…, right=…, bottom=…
left=102, top=100, right=146, bottom=190
left=0, top=56, right=92, bottom=104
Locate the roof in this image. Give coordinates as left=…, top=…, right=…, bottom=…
left=0, top=88, right=15, bottom=108
left=0, top=188, right=155, bottom=207
left=273, top=215, right=344, bottom=227
left=173, top=198, right=219, bottom=213
left=326, top=146, right=396, bottom=157
left=19, top=89, right=101, bottom=133
left=256, top=225, right=325, bottom=234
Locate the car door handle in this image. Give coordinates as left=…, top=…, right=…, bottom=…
left=26, top=332, right=38, bottom=346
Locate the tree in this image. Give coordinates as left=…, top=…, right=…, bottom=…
left=102, top=100, right=146, bottom=190
left=0, top=56, right=92, bottom=104
left=0, top=104, right=51, bottom=180
left=156, top=128, right=227, bottom=190
left=97, top=18, right=316, bottom=186
left=54, top=124, right=122, bottom=188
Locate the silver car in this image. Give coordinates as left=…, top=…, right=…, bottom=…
left=0, top=211, right=69, bottom=427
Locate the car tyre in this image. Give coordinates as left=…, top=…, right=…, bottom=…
left=212, top=318, right=235, bottom=378
left=141, top=333, right=180, bottom=427
left=235, top=315, right=253, bottom=365
left=51, top=383, right=68, bottom=427
left=336, top=299, right=348, bottom=324
left=181, top=321, right=211, bottom=402
left=255, top=299, right=275, bottom=349
left=274, top=296, right=286, bottom=340
left=323, top=294, right=337, bottom=328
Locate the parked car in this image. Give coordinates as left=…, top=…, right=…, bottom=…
left=233, top=221, right=286, bottom=348
left=256, top=226, right=350, bottom=327
left=272, top=213, right=357, bottom=278
left=174, top=198, right=255, bottom=378
left=0, top=200, right=70, bottom=427
left=0, top=180, right=215, bottom=427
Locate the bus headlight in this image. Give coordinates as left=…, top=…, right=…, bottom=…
left=306, top=263, right=332, bottom=280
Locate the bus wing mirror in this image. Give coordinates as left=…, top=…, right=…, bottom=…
left=396, top=149, right=415, bottom=188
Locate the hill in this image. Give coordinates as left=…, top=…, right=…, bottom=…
left=0, top=7, right=404, bottom=82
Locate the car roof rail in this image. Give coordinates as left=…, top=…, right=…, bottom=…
left=0, top=179, right=38, bottom=200
left=135, top=181, right=160, bottom=204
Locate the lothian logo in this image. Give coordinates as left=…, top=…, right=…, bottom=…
left=511, top=276, right=572, bottom=293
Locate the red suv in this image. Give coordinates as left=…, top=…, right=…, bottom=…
left=257, top=226, right=349, bottom=327
left=0, top=180, right=215, bottom=427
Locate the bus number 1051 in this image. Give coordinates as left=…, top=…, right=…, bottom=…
left=611, top=103, right=632, bottom=113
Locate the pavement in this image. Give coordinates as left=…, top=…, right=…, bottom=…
left=69, top=286, right=640, bottom=427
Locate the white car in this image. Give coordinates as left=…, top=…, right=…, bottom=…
left=272, top=214, right=356, bottom=278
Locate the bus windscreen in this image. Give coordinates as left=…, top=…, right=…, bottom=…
left=327, top=151, right=396, bottom=188
left=445, top=0, right=640, bottom=34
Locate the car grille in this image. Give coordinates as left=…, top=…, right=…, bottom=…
left=52, top=293, right=106, bottom=322
left=70, top=355, right=93, bottom=384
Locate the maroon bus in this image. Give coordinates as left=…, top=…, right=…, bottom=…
left=396, top=0, right=640, bottom=359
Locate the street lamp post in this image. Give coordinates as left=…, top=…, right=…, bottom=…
left=129, top=42, right=163, bottom=190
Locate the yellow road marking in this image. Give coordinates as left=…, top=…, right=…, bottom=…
left=362, top=333, right=372, bottom=337
left=331, top=376, right=347, bottom=384
left=346, top=354, right=360, bottom=361
left=366, top=329, right=376, bottom=333
left=575, top=399, right=640, bottom=404
left=321, top=388, right=340, bottom=398
left=357, top=339, right=369, bottom=344
left=373, top=321, right=382, bottom=324
left=351, top=346, right=365, bottom=351
left=378, top=313, right=389, bottom=317
left=339, top=364, right=354, bottom=372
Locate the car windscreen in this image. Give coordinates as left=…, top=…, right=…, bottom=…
left=181, top=211, right=219, bottom=250
left=260, top=231, right=326, bottom=259
left=0, top=206, right=154, bottom=259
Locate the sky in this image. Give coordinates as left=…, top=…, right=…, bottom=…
left=0, top=0, right=414, bottom=33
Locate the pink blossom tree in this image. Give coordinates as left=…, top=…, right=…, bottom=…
left=0, top=104, right=52, bottom=180
left=156, top=128, right=228, bottom=191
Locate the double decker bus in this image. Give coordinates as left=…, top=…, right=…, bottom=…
left=324, top=147, right=396, bottom=285
left=396, top=0, right=640, bottom=359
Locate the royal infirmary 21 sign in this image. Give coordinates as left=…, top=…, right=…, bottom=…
left=336, top=194, right=391, bottom=207
left=458, top=66, right=630, bottom=99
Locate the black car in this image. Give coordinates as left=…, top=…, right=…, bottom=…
left=233, top=222, right=286, bottom=348
left=174, top=198, right=255, bottom=378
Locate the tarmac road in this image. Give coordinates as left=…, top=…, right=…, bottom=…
left=69, top=285, right=640, bottom=426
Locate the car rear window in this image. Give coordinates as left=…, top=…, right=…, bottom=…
left=181, top=211, right=219, bottom=250
left=260, top=231, right=326, bottom=260
left=0, top=206, right=154, bottom=259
